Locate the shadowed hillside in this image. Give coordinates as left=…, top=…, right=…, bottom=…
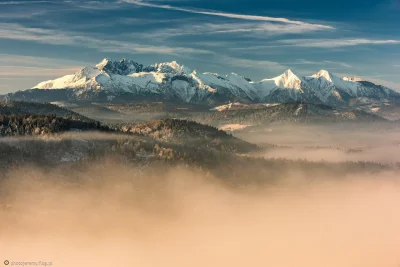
left=0, top=114, right=103, bottom=137
left=191, top=102, right=387, bottom=128
left=118, top=119, right=259, bottom=153
left=0, top=101, right=92, bottom=121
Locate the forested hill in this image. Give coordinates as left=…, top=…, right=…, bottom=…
left=0, top=114, right=103, bottom=137
left=0, top=101, right=92, bottom=121
left=192, top=102, right=386, bottom=127
left=0, top=113, right=258, bottom=154
left=117, top=119, right=258, bottom=153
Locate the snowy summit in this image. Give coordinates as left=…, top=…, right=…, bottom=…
left=31, top=58, right=400, bottom=106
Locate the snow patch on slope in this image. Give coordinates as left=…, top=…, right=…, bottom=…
left=343, top=76, right=364, bottom=82
left=152, top=61, right=191, bottom=75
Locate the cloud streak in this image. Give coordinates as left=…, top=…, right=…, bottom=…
left=0, top=54, right=86, bottom=67
left=0, top=54, right=87, bottom=93
left=279, top=39, right=400, bottom=48
left=0, top=66, right=81, bottom=77
left=0, top=1, right=51, bottom=4
left=139, top=22, right=333, bottom=42
left=0, top=23, right=212, bottom=56
left=119, top=0, right=334, bottom=30
left=216, top=55, right=286, bottom=71
left=230, top=39, right=400, bottom=51
left=288, top=59, right=352, bottom=68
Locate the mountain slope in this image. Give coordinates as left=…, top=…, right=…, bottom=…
left=303, top=70, right=382, bottom=106
left=8, top=58, right=400, bottom=106
left=191, top=102, right=387, bottom=128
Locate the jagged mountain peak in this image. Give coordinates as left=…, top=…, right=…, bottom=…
left=95, top=58, right=111, bottom=69
left=281, top=69, right=301, bottom=79
left=95, top=58, right=143, bottom=75
left=26, top=57, right=400, bottom=106
left=283, top=69, right=295, bottom=76
left=268, top=69, right=303, bottom=90
left=311, top=69, right=337, bottom=82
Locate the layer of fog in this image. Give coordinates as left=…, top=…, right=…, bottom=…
left=237, top=123, right=400, bottom=163
left=1, top=163, right=400, bottom=267
left=258, top=146, right=400, bottom=163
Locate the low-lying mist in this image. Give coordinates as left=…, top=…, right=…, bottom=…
left=259, top=146, right=400, bottom=163
left=1, top=162, right=400, bottom=267
left=237, top=123, right=400, bottom=164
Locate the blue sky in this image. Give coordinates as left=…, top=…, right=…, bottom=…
left=0, top=0, right=399, bottom=93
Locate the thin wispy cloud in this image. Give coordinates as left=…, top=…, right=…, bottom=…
left=217, top=55, right=286, bottom=72
left=67, top=0, right=125, bottom=10
left=0, top=23, right=213, bottom=55
left=0, top=66, right=81, bottom=77
left=0, top=54, right=87, bottom=67
left=288, top=59, right=352, bottom=68
left=230, top=39, right=400, bottom=51
left=119, top=0, right=334, bottom=31
left=279, top=39, right=400, bottom=48
left=0, top=1, right=51, bottom=4
left=139, top=22, right=333, bottom=42
left=0, top=54, right=87, bottom=92
left=0, top=54, right=85, bottom=80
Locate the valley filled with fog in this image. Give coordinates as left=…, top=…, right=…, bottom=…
left=1, top=158, right=400, bottom=267
left=1, top=99, right=400, bottom=267
left=237, top=123, right=400, bottom=164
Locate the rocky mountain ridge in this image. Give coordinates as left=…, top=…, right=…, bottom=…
left=7, top=58, right=399, bottom=107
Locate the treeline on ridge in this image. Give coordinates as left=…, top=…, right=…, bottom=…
left=0, top=100, right=91, bottom=121
left=116, top=119, right=258, bottom=153
left=191, top=102, right=386, bottom=126
left=0, top=114, right=103, bottom=137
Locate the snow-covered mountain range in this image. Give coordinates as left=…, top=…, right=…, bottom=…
left=21, top=58, right=400, bottom=106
